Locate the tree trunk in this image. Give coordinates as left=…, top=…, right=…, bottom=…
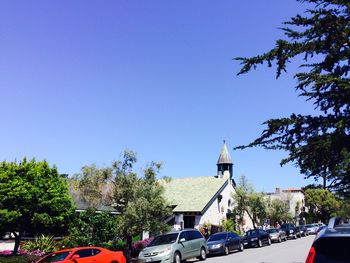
left=245, top=210, right=256, bottom=229
left=125, top=235, right=133, bottom=263
left=12, top=231, right=22, bottom=255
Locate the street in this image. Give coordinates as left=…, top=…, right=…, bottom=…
left=204, top=235, right=314, bottom=263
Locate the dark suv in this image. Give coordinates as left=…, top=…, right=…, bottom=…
left=305, top=217, right=350, bottom=263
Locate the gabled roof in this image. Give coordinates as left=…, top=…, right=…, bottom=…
left=217, top=142, right=233, bottom=165
left=161, top=176, right=229, bottom=213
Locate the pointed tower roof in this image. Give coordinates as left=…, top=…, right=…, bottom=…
left=217, top=141, right=233, bottom=164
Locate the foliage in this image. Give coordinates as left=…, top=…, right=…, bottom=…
left=64, top=208, right=118, bottom=248
left=69, top=164, right=113, bottom=208
left=221, top=219, right=235, bottom=232
left=21, top=235, right=59, bottom=253
left=232, top=175, right=268, bottom=228
left=0, top=158, right=75, bottom=254
left=234, top=0, right=350, bottom=198
left=112, top=150, right=172, bottom=257
left=304, top=188, right=341, bottom=223
left=267, top=199, right=292, bottom=225
left=248, top=192, right=268, bottom=226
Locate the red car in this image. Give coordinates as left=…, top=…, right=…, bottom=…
left=35, top=246, right=126, bottom=263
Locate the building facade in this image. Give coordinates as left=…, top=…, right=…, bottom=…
left=162, top=142, right=236, bottom=230
left=267, top=187, right=306, bottom=225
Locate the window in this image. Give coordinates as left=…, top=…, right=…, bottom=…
left=74, top=249, right=94, bottom=258
left=229, top=233, right=238, bottom=239
left=179, top=231, right=188, bottom=241
left=189, top=230, right=203, bottom=240
left=92, top=249, right=101, bottom=256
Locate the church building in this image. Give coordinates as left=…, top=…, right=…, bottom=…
left=161, top=142, right=236, bottom=230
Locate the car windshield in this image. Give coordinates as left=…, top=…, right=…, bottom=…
left=208, top=233, right=227, bottom=241
left=148, top=233, right=178, bottom=246
left=267, top=229, right=277, bottom=234
left=305, top=224, right=313, bottom=228
left=245, top=230, right=257, bottom=236
left=39, top=252, right=71, bottom=262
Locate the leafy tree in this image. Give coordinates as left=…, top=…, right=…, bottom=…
left=112, top=150, right=171, bottom=261
left=64, top=208, right=118, bottom=248
left=232, top=175, right=267, bottom=229
left=235, top=0, right=350, bottom=198
left=267, top=199, right=293, bottom=226
left=304, top=188, right=340, bottom=222
left=248, top=192, right=268, bottom=226
left=69, top=164, right=113, bottom=208
left=221, top=219, right=235, bottom=232
left=0, top=158, right=75, bottom=254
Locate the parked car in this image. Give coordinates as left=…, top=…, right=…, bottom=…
left=207, top=231, right=244, bottom=255
left=266, top=228, right=287, bottom=242
left=138, top=229, right=207, bottom=263
left=35, top=246, right=125, bottom=263
left=305, top=217, right=350, bottom=263
left=316, top=225, right=327, bottom=234
left=298, top=225, right=309, bottom=237
left=305, top=224, right=319, bottom=235
left=242, top=229, right=271, bottom=248
left=280, top=223, right=301, bottom=239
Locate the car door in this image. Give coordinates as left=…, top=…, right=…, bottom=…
left=71, top=248, right=101, bottom=263
left=178, top=231, right=192, bottom=259
left=259, top=230, right=268, bottom=243
left=187, top=230, right=202, bottom=257
left=230, top=233, right=240, bottom=250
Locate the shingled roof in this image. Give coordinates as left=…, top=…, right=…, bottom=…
left=161, top=176, right=228, bottom=213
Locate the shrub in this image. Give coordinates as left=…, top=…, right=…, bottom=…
left=132, top=238, right=153, bottom=250
left=21, top=235, right=59, bottom=254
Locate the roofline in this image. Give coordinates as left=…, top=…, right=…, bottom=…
left=201, top=179, right=229, bottom=215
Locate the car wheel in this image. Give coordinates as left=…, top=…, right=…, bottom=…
left=268, top=238, right=271, bottom=246
left=239, top=242, right=244, bottom=252
left=224, top=246, right=229, bottom=255
left=199, top=247, right=206, bottom=261
left=258, top=239, right=262, bottom=247
left=174, top=252, right=181, bottom=263
left=278, top=236, right=282, bottom=243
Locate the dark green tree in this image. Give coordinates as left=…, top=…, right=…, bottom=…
left=112, top=150, right=171, bottom=261
left=0, top=158, right=75, bottom=254
left=65, top=208, right=118, bottom=248
left=235, top=0, right=350, bottom=198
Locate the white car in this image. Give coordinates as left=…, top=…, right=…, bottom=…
left=305, top=224, right=319, bottom=234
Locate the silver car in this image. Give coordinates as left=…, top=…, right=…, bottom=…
left=266, top=228, right=287, bottom=242
left=138, top=229, right=207, bottom=263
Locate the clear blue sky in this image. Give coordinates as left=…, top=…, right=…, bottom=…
left=0, top=0, right=317, bottom=192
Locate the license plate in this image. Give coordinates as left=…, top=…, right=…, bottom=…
left=146, top=258, right=152, bottom=262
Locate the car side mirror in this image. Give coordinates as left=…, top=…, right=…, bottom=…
left=179, top=238, right=186, bottom=243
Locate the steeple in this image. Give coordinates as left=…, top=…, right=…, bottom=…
left=216, top=141, right=235, bottom=185
left=217, top=140, right=233, bottom=165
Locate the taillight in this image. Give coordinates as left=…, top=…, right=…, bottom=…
left=305, top=246, right=316, bottom=263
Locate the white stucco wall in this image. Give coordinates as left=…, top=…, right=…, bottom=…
left=199, top=178, right=235, bottom=226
